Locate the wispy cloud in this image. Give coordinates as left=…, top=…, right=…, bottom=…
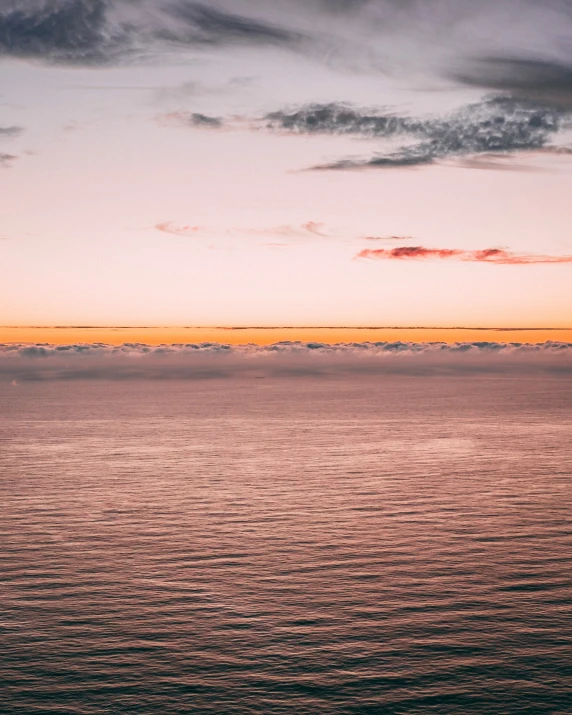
left=155, top=221, right=329, bottom=242
left=2, top=340, right=571, bottom=381
left=363, top=235, right=413, bottom=242
left=357, top=246, right=572, bottom=264
left=240, top=222, right=329, bottom=239
left=160, top=2, right=303, bottom=48
left=154, top=76, right=255, bottom=102
left=155, top=221, right=204, bottom=237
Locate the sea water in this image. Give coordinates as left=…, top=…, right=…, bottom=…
left=2, top=376, right=571, bottom=714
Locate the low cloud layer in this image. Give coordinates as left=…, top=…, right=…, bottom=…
left=357, top=246, right=572, bottom=264
left=2, top=341, right=571, bottom=381
left=266, top=98, right=571, bottom=169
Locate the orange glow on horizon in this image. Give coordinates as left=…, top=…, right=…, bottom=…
left=1, top=326, right=571, bottom=346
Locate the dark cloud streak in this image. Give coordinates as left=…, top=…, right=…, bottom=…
left=160, top=2, right=302, bottom=47
left=265, top=98, right=570, bottom=170
left=357, top=246, right=572, bottom=264
left=452, top=57, right=572, bottom=106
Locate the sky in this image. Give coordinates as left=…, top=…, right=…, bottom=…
left=1, top=0, right=572, bottom=338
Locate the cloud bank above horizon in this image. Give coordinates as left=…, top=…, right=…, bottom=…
left=2, top=341, right=572, bottom=381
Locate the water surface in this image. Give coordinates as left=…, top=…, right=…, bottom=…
left=2, top=376, right=571, bottom=714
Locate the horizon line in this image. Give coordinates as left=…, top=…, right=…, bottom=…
left=2, top=326, right=571, bottom=332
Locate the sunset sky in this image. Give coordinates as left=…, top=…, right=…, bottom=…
left=2, top=0, right=572, bottom=338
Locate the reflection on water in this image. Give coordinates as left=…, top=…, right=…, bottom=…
left=2, top=376, right=572, bottom=714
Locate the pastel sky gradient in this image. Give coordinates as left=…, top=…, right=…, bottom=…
left=1, top=0, right=572, bottom=334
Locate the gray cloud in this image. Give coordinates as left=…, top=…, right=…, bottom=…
left=453, top=58, right=572, bottom=98
left=0, top=0, right=303, bottom=65
left=158, top=110, right=226, bottom=130
left=159, top=2, right=302, bottom=47
left=0, top=152, right=17, bottom=167
left=0, top=125, right=23, bottom=137
left=161, top=97, right=570, bottom=170
left=265, top=98, right=570, bottom=170
left=265, top=104, right=415, bottom=138
left=0, top=0, right=116, bottom=64
left=0, top=0, right=570, bottom=102
left=2, top=341, right=571, bottom=381
left=186, top=112, right=224, bottom=128
left=2, top=0, right=572, bottom=114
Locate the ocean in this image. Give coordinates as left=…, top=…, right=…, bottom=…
left=2, top=375, right=571, bottom=714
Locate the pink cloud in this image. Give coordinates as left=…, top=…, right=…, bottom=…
left=155, top=222, right=204, bottom=237
left=155, top=221, right=329, bottom=241
left=357, top=246, right=572, bottom=264
left=241, top=222, right=328, bottom=238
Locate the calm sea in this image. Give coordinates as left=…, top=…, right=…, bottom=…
left=2, top=376, right=571, bottom=714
